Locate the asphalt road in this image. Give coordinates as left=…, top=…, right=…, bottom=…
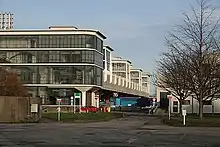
left=0, top=114, right=220, bottom=146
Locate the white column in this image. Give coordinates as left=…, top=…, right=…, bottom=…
left=110, top=52, right=113, bottom=83
left=125, top=63, right=128, bottom=87
left=81, top=91, right=87, bottom=107
left=75, top=86, right=92, bottom=107
left=104, top=49, right=107, bottom=71
left=91, top=92, right=95, bottom=106
left=96, top=98, right=100, bottom=108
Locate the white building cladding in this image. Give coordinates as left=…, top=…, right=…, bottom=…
left=102, top=48, right=150, bottom=96
left=0, top=26, right=106, bottom=106
left=103, top=45, right=113, bottom=82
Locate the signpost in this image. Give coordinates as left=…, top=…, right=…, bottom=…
left=182, top=109, right=186, bottom=126
left=113, top=92, right=118, bottom=98
left=152, top=98, right=156, bottom=107
left=70, top=96, right=75, bottom=114
left=57, top=98, right=62, bottom=122
left=95, top=93, right=99, bottom=108
left=167, top=95, right=172, bottom=120
left=31, top=104, right=38, bottom=113
left=74, top=93, right=81, bottom=113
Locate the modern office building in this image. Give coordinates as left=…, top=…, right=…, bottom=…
left=0, top=12, right=13, bottom=30
left=0, top=25, right=150, bottom=106
left=0, top=26, right=105, bottom=106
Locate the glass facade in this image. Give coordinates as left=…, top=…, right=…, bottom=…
left=103, top=48, right=111, bottom=71
left=8, top=65, right=102, bottom=86
left=0, top=35, right=103, bottom=52
left=0, top=33, right=105, bottom=103
left=0, top=50, right=103, bottom=67
left=106, top=50, right=110, bottom=71
left=131, top=71, right=139, bottom=78
left=0, top=34, right=104, bottom=86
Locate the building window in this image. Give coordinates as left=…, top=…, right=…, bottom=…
left=112, top=63, right=126, bottom=71
left=8, top=65, right=102, bottom=86
left=2, top=50, right=100, bottom=64
left=0, top=35, right=103, bottom=51
left=106, top=51, right=110, bottom=63
left=103, top=49, right=105, bottom=60
left=203, top=100, right=212, bottom=105
left=131, top=71, right=139, bottom=78
left=182, top=100, right=190, bottom=105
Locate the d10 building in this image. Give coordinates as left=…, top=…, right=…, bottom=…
left=0, top=26, right=106, bottom=106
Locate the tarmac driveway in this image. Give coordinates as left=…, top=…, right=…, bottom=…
left=0, top=113, right=219, bottom=146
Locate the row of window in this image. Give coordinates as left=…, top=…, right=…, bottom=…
left=112, top=63, right=127, bottom=71
left=0, top=50, right=103, bottom=67
left=103, top=61, right=111, bottom=71
left=0, top=35, right=103, bottom=52
left=103, top=49, right=111, bottom=62
left=11, top=65, right=103, bottom=86
left=113, top=72, right=126, bottom=78
left=130, top=72, right=140, bottom=78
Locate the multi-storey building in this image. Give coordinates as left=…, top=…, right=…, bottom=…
left=0, top=25, right=150, bottom=106
left=0, top=26, right=105, bottom=106
left=0, top=12, right=13, bottom=30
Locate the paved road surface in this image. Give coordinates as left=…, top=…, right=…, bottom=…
left=0, top=114, right=220, bottom=146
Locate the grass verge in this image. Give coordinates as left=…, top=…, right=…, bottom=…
left=162, top=115, right=220, bottom=127
left=41, top=112, right=123, bottom=123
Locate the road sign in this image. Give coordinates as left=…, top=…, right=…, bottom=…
left=70, top=96, right=74, bottom=105
left=31, top=104, right=38, bottom=113
left=74, top=93, right=81, bottom=99
left=182, top=110, right=186, bottom=116
left=95, top=94, right=99, bottom=99
left=182, top=109, right=186, bottom=125
left=57, top=98, right=62, bottom=103
left=167, top=95, right=172, bottom=99
left=113, top=92, right=118, bottom=97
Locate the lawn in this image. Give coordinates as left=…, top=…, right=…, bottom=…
left=162, top=115, right=220, bottom=127
left=41, top=112, right=123, bottom=123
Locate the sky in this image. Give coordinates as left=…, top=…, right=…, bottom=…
left=1, top=0, right=220, bottom=95
left=1, top=0, right=220, bottom=72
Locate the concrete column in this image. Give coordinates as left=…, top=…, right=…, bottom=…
left=81, top=91, right=86, bottom=107
left=96, top=97, right=100, bottom=108
left=104, top=49, right=107, bottom=71
left=74, top=86, right=92, bottom=107
left=91, top=89, right=100, bottom=107
left=91, top=92, right=95, bottom=106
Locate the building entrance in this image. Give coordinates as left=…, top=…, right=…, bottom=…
left=48, top=88, right=80, bottom=105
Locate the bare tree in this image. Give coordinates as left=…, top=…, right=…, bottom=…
left=153, top=48, right=192, bottom=115
left=158, top=0, right=220, bottom=119
left=0, top=58, right=28, bottom=97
